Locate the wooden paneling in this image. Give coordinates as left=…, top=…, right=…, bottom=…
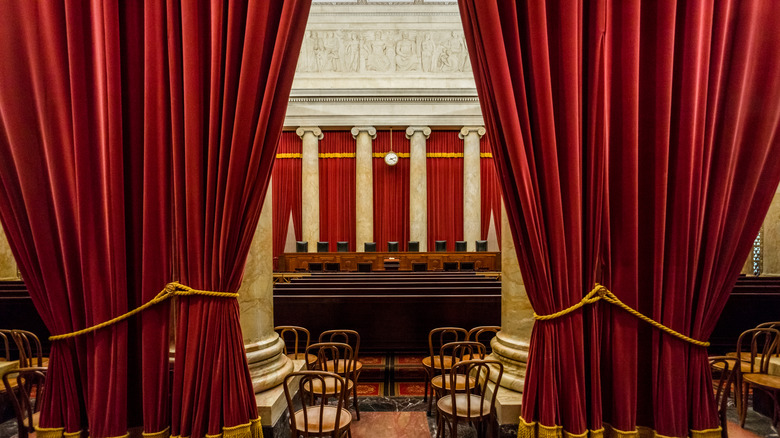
left=277, top=251, right=500, bottom=272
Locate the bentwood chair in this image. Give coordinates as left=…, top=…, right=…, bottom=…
left=284, top=370, right=353, bottom=438
left=436, top=359, right=502, bottom=438
left=709, top=356, right=736, bottom=438
left=430, top=342, right=486, bottom=418
left=422, top=327, right=468, bottom=414
left=2, top=367, right=47, bottom=438
left=319, top=330, right=363, bottom=420
left=735, top=328, right=780, bottom=429
left=305, top=342, right=360, bottom=421
left=275, top=326, right=318, bottom=368
left=0, top=330, right=11, bottom=361
left=11, top=330, right=47, bottom=368
left=466, top=326, right=500, bottom=357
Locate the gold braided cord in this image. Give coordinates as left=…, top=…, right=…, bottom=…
left=49, top=282, right=238, bottom=341
left=480, top=152, right=493, bottom=158
left=519, top=418, right=721, bottom=438
left=533, top=284, right=710, bottom=347
left=319, top=152, right=356, bottom=158
left=275, top=153, right=302, bottom=159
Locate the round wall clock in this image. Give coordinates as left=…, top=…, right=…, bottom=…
left=384, top=151, right=399, bottom=166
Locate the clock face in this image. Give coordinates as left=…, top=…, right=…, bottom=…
left=384, top=151, right=399, bottom=166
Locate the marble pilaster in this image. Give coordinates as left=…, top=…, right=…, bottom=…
left=764, top=191, right=780, bottom=275
left=239, top=183, right=293, bottom=393
left=352, top=126, right=377, bottom=252
left=489, top=202, right=533, bottom=393
left=407, top=126, right=431, bottom=252
left=0, top=224, right=17, bottom=280
left=460, top=126, right=485, bottom=251
left=298, top=127, right=323, bottom=252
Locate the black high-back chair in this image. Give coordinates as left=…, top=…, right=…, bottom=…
left=308, top=262, right=323, bottom=272
left=317, top=241, right=329, bottom=252
left=387, top=241, right=399, bottom=252
left=337, top=241, right=349, bottom=252
left=364, top=242, right=376, bottom=252
left=408, top=241, right=420, bottom=252
left=475, top=240, right=488, bottom=252
left=455, top=241, right=467, bottom=252
left=296, top=241, right=308, bottom=252
left=435, top=240, right=447, bottom=252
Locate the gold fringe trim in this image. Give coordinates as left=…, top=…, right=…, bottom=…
left=427, top=152, right=463, bottom=158
left=533, top=284, right=710, bottom=347
left=319, top=153, right=355, bottom=158
left=275, top=153, right=302, bottom=159
left=480, top=152, right=493, bottom=158
left=64, top=432, right=83, bottom=438
left=142, top=427, right=170, bottom=438
left=36, top=427, right=66, bottom=438
left=519, top=418, right=722, bottom=438
left=372, top=152, right=410, bottom=158
left=50, top=282, right=238, bottom=341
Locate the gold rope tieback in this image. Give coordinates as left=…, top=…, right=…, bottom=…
left=534, top=283, right=710, bottom=347
left=49, top=282, right=238, bottom=342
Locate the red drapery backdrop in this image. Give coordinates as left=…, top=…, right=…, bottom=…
left=373, top=130, right=410, bottom=251
left=319, top=131, right=356, bottom=251
left=273, top=131, right=303, bottom=259
left=0, top=1, right=310, bottom=437
left=460, top=0, right=780, bottom=436
left=426, top=131, right=464, bottom=251
left=480, top=134, right=501, bottom=246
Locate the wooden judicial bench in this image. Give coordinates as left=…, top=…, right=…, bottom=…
left=276, top=251, right=501, bottom=272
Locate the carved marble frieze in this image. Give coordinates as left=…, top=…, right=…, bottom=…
left=296, top=28, right=472, bottom=75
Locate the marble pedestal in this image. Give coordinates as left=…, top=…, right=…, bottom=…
left=257, top=359, right=306, bottom=438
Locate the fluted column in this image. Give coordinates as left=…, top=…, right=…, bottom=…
left=239, top=181, right=293, bottom=392
left=352, top=126, right=377, bottom=252
left=489, top=201, right=533, bottom=392
left=0, top=224, right=17, bottom=279
left=298, top=127, right=323, bottom=252
left=407, top=126, right=431, bottom=252
left=460, top=126, right=485, bottom=251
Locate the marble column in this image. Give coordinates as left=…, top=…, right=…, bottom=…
left=489, top=202, right=533, bottom=392
left=763, top=189, right=780, bottom=275
left=460, top=126, right=485, bottom=251
left=0, top=224, right=17, bottom=279
left=239, top=182, right=293, bottom=393
left=352, top=126, right=377, bottom=252
left=298, top=127, right=323, bottom=252
left=407, top=126, right=431, bottom=252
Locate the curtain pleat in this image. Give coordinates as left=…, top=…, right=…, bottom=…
left=426, top=131, right=464, bottom=251
left=319, top=131, right=357, bottom=251
left=373, top=130, right=411, bottom=251
left=479, top=134, right=501, bottom=245
left=272, top=131, right=302, bottom=259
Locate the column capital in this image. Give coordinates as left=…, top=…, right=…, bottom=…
left=296, top=126, right=323, bottom=140
left=405, top=126, right=431, bottom=139
left=459, top=126, right=486, bottom=139
left=351, top=126, right=377, bottom=139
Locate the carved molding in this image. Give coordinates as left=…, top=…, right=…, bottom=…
left=297, top=29, right=471, bottom=74
left=289, top=95, right=479, bottom=103
left=459, top=126, right=486, bottom=139
left=296, top=126, right=324, bottom=139
left=405, top=126, right=432, bottom=139
left=351, top=126, right=378, bottom=139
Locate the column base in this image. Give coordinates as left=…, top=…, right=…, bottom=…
left=246, top=335, right=294, bottom=393
left=485, top=377, right=523, bottom=437
left=256, top=359, right=306, bottom=437
left=489, top=331, right=529, bottom=392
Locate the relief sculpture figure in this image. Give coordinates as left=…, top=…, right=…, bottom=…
left=395, top=31, right=419, bottom=72
left=364, top=31, right=393, bottom=72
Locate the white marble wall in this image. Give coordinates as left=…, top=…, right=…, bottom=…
left=764, top=190, right=780, bottom=275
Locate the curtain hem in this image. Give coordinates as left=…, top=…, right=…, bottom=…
left=518, top=418, right=722, bottom=438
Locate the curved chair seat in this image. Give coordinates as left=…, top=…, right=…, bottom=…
left=431, top=373, right=476, bottom=392
left=422, top=355, right=454, bottom=370
left=437, top=393, right=492, bottom=418
left=304, top=376, right=355, bottom=397
left=324, top=359, right=363, bottom=374
left=711, top=357, right=754, bottom=374
left=293, top=406, right=352, bottom=435
left=742, top=372, right=780, bottom=388
left=287, top=352, right=318, bottom=366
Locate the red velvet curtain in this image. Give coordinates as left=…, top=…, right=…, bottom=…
left=426, top=131, right=464, bottom=251
left=373, top=130, right=410, bottom=251
left=319, top=131, right=356, bottom=251
left=273, top=131, right=303, bottom=259
left=460, top=0, right=780, bottom=436
left=0, top=1, right=310, bottom=437
left=480, top=134, right=501, bottom=245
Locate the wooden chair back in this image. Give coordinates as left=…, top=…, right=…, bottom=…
left=449, top=359, right=502, bottom=418
left=0, top=330, right=10, bottom=361
left=2, top=367, right=47, bottom=438
left=306, top=342, right=356, bottom=380
left=735, top=327, right=780, bottom=374
left=319, top=329, right=361, bottom=359
left=437, top=341, right=486, bottom=375
left=275, top=325, right=312, bottom=360
left=427, top=327, right=468, bottom=364
left=708, top=356, right=734, bottom=438
left=467, top=326, right=500, bottom=353
left=283, top=370, right=351, bottom=438
left=11, top=330, right=45, bottom=368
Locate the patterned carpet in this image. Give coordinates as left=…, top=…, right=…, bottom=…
left=357, top=353, right=427, bottom=396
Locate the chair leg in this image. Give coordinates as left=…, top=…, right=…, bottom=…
left=739, top=382, right=749, bottom=427
left=353, top=381, right=361, bottom=420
